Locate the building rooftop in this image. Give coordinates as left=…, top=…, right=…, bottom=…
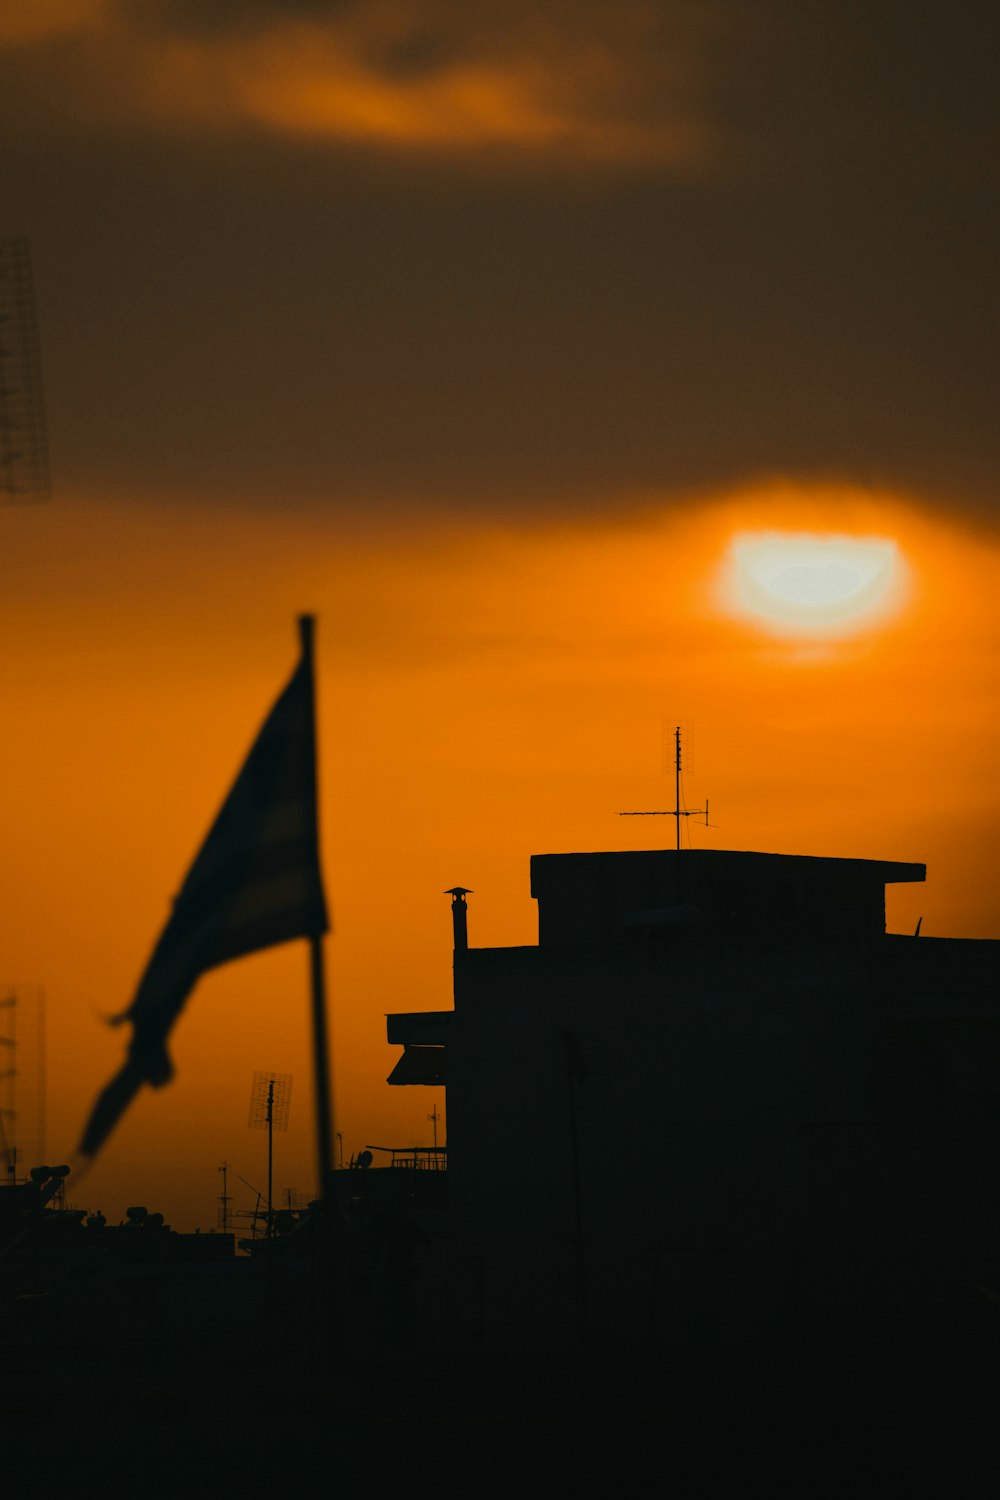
left=530, top=848, right=926, bottom=945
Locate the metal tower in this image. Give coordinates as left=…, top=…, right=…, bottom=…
left=0, top=984, right=46, bottom=1182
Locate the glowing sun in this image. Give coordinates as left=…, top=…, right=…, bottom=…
left=723, top=535, right=905, bottom=634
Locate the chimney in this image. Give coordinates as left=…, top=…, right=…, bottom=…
left=444, top=887, right=473, bottom=952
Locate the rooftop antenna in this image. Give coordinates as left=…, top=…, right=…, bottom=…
left=217, top=1161, right=231, bottom=1233
left=428, top=1103, right=441, bottom=1149
left=0, top=985, right=45, bottom=1183
left=619, top=725, right=711, bottom=851
left=235, top=1171, right=265, bottom=1240
left=248, top=1071, right=292, bottom=1238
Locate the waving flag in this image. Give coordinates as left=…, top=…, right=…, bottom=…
left=79, top=617, right=328, bottom=1158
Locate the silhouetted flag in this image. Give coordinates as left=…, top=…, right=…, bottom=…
left=79, top=626, right=328, bottom=1157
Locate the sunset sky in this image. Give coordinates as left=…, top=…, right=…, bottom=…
left=2, top=1, right=997, bottom=1230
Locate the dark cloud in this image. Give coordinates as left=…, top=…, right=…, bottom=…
left=0, top=1, right=712, bottom=160
left=717, top=1, right=999, bottom=187
left=126, top=0, right=477, bottom=82
left=3, top=1, right=997, bottom=529
left=366, top=28, right=461, bottom=83
left=122, top=0, right=360, bottom=37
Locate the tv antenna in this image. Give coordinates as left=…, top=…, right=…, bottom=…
left=233, top=1171, right=266, bottom=1240
left=217, top=1161, right=232, bottom=1233
left=248, top=1071, right=292, bottom=1238
left=0, top=240, right=51, bottom=502
left=619, top=724, right=712, bottom=851
left=0, top=985, right=45, bottom=1182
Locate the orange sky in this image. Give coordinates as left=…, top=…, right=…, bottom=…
left=1, top=485, right=996, bottom=1229
left=3, top=0, right=997, bottom=1231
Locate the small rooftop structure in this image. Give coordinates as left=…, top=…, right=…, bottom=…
left=530, top=848, right=925, bottom=946
left=382, top=840, right=996, bottom=1372
left=386, top=1011, right=449, bottom=1085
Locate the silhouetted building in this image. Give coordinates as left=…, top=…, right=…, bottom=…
left=388, top=848, right=1000, bottom=1370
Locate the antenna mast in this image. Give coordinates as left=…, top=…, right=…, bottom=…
left=619, top=725, right=711, bottom=848
left=0, top=985, right=45, bottom=1181
left=674, top=723, right=681, bottom=852
left=248, top=1071, right=292, bottom=1238
left=217, top=1161, right=231, bottom=1233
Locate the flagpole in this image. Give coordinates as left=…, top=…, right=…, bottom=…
left=299, top=614, right=334, bottom=1198
left=309, top=932, right=333, bottom=1196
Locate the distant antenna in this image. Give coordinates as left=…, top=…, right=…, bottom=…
left=619, top=725, right=711, bottom=851
left=428, top=1103, right=441, bottom=1149
left=234, top=1171, right=265, bottom=1240
left=0, top=984, right=45, bottom=1182
left=217, top=1161, right=231, bottom=1233
left=248, top=1071, right=292, bottom=1238
left=0, top=240, right=50, bottom=502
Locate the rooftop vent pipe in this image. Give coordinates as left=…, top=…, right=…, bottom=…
left=444, top=887, right=473, bottom=952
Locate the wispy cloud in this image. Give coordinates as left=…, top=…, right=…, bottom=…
left=2, top=0, right=714, bottom=164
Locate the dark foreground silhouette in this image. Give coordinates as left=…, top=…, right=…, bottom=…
left=12, top=843, right=999, bottom=1486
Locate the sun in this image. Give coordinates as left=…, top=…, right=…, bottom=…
left=722, top=534, right=905, bottom=635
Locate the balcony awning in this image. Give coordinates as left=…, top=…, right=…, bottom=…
left=386, top=1044, right=447, bottom=1086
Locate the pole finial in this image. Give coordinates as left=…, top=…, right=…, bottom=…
left=297, top=614, right=316, bottom=657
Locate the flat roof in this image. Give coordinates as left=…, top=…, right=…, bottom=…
left=386, top=1011, right=453, bottom=1045
left=531, top=849, right=926, bottom=891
